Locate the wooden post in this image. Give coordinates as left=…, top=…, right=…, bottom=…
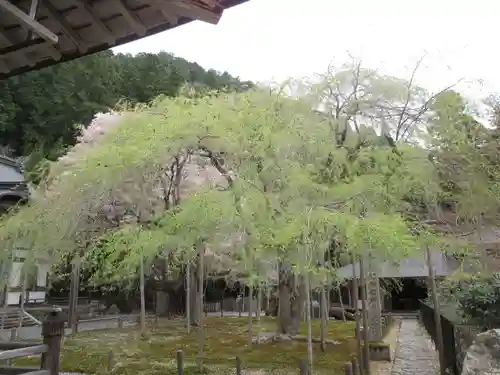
left=426, top=245, right=446, bottom=375
left=176, top=350, right=184, bottom=375
left=41, top=310, right=65, bottom=375
left=235, top=356, right=242, bottom=375
left=351, top=358, right=359, bottom=375
left=359, top=256, right=371, bottom=375
left=107, top=350, right=114, bottom=371
left=351, top=254, right=363, bottom=375
left=299, top=359, right=307, bottom=375
left=238, top=294, right=242, bottom=317
left=344, top=362, right=353, bottom=375
left=6, top=328, right=17, bottom=367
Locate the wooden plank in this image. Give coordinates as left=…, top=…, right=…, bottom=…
left=0, top=344, right=47, bottom=360
left=0, top=366, right=41, bottom=375
left=176, top=0, right=222, bottom=24
left=43, top=0, right=86, bottom=52
left=74, top=0, right=115, bottom=44
left=0, top=341, right=43, bottom=349
left=0, top=0, right=58, bottom=43
left=22, top=370, right=49, bottom=375
left=114, top=0, right=147, bottom=36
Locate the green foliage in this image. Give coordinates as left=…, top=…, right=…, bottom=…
left=4, top=62, right=493, bottom=294
left=0, top=50, right=253, bottom=161
left=429, top=90, right=500, bottom=221
left=451, top=272, right=500, bottom=328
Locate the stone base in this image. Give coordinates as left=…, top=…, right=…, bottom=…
left=368, top=342, right=391, bottom=362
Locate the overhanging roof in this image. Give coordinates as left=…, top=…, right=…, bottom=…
left=337, top=251, right=461, bottom=279
left=0, top=0, right=248, bottom=79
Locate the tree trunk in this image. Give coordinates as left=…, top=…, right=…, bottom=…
left=247, top=284, right=253, bottom=345
left=68, top=257, right=80, bottom=332
left=197, top=244, right=205, bottom=370
left=139, top=253, right=146, bottom=334
left=266, top=287, right=271, bottom=314
left=189, top=263, right=200, bottom=326
left=305, top=273, right=313, bottom=375
left=186, top=263, right=191, bottom=333
left=277, top=262, right=303, bottom=335
left=338, top=285, right=346, bottom=322
left=320, top=284, right=327, bottom=352
left=19, top=268, right=26, bottom=329
left=256, top=285, right=262, bottom=344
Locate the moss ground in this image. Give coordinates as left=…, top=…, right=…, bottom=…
left=15, top=316, right=356, bottom=375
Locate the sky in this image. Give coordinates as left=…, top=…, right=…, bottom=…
left=114, top=0, right=499, bottom=100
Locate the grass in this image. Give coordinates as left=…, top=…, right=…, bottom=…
left=15, top=316, right=356, bottom=375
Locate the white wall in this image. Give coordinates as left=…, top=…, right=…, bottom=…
left=7, top=292, right=21, bottom=305
left=8, top=262, right=22, bottom=288
left=36, top=264, right=49, bottom=287
left=28, top=291, right=46, bottom=303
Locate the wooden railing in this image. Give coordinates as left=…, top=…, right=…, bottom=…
left=0, top=308, right=42, bottom=331
left=0, top=310, right=65, bottom=375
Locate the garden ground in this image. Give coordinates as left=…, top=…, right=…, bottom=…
left=16, top=316, right=356, bottom=375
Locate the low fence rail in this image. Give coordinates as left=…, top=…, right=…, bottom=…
left=0, top=310, right=65, bottom=375
left=419, top=300, right=481, bottom=375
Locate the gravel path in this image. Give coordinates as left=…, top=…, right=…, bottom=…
left=391, top=318, right=439, bottom=375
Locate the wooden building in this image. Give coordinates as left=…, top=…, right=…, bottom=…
left=0, top=155, right=50, bottom=306
left=0, top=0, right=248, bottom=79
left=336, top=251, right=461, bottom=312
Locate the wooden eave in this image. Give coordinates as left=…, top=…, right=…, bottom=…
left=0, top=0, right=248, bottom=79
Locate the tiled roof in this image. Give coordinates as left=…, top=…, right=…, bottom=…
left=337, top=250, right=461, bottom=279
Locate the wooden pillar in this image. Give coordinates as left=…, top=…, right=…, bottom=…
left=41, top=310, right=65, bottom=375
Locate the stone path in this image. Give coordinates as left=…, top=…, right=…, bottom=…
left=391, top=318, right=439, bottom=375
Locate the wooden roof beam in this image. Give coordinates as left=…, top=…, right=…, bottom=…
left=74, top=0, right=116, bottom=45
left=43, top=0, right=87, bottom=52
left=0, top=59, right=9, bottom=73
left=149, top=0, right=179, bottom=25
left=113, top=0, right=147, bottom=37
left=197, top=0, right=219, bottom=8
left=0, top=29, right=31, bottom=66
left=25, top=0, right=41, bottom=41
left=0, top=0, right=58, bottom=43
left=174, top=0, right=222, bottom=24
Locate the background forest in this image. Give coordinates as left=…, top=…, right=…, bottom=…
left=0, top=50, right=253, bottom=182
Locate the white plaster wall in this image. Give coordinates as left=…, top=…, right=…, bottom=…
left=8, top=262, right=22, bottom=287
left=36, top=264, right=49, bottom=287
left=28, top=291, right=45, bottom=303
left=7, top=292, right=21, bottom=305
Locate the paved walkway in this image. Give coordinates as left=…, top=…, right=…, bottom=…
left=391, top=318, right=439, bottom=375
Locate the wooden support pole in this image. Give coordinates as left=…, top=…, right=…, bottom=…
left=40, top=310, right=65, bottom=375
left=426, top=246, right=446, bottom=375
left=359, top=256, right=370, bottom=375
left=351, top=254, right=363, bottom=375
left=176, top=350, right=184, bottom=375
left=235, top=356, right=241, bottom=375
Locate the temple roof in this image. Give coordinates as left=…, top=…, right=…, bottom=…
left=0, top=0, right=248, bottom=78
left=337, top=251, right=461, bottom=279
